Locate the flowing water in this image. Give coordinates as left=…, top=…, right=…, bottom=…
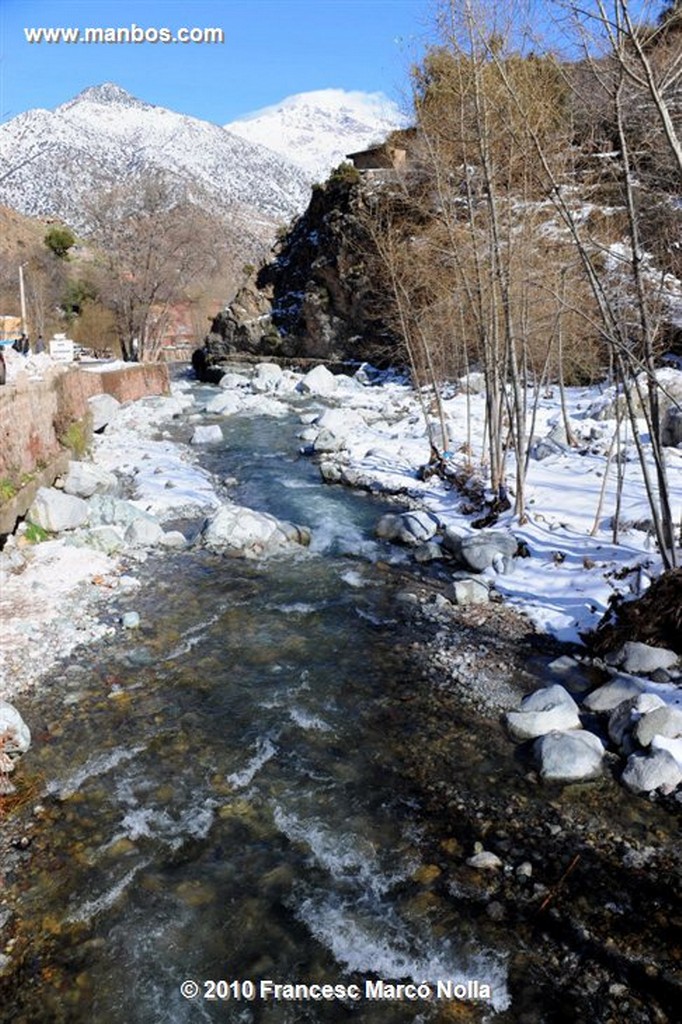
left=1, top=384, right=513, bottom=1023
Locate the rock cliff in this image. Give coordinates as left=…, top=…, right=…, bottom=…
left=201, top=170, right=400, bottom=371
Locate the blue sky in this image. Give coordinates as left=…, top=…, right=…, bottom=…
left=0, top=0, right=432, bottom=124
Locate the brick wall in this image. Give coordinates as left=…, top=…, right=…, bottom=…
left=0, top=362, right=170, bottom=483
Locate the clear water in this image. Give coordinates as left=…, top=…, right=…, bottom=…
left=1, top=387, right=510, bottom=1023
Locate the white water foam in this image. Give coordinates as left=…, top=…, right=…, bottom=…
left=227, top=735, right=278, bottom=789
left=288, top=706, right=332, bottom=732
left=161, top=606, right=229, bottom=661
left=296, top=895, right=511, bottom=1013
left=45, top=745, right=146, bottom=799
left=273, top=807, right=406, bottom=896
left=340, top=568, right=367, bottom=588
left=66, top=863, right=147, bottom=924
left=118, top=799, right=217, bottom=850
left=270, top=601, right=320, bottom=615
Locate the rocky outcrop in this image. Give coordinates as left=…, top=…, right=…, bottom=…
left=201, top=172, right=400, bottom=370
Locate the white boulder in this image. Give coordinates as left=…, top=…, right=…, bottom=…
left=191, top=424, right=224, bottom=445
left=205, top=392, right=243, bottom=416
left=297, top=365, right=338, bottom=396
left=622, top=749, right=682, bottom=794
left=606, top=641, right=678, bottom=676
left=452, top=578, right=490, bottom=605
left=505, top=685, right=581, bottom=741
left=124, top=517, right=165, bottom=548
left=534, top=730, right=605, bottom=782
left=63, top=460, right=117, bottom=498
left=376, top=510, right=439, bottom=546
left=88, top=393, right=121, bottom=432
left=28, top=486, right=89, bottom=532
left=459, top=530, right=517, bottom=573
left=201, top=502, right=311, bottom=558
left=0, top=700, right=31, bottom=754
left=634, top=705, right=682, bottom=748
left=251, top=363, right=283, bottom=392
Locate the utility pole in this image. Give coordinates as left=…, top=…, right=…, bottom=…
left=19, top=264, right=28, bottom=336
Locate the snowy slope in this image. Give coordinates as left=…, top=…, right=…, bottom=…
left=0, top=83, right=310, bottom=232
left=225, top=88, right=408, bottom=183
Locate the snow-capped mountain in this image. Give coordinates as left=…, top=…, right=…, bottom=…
left=225, top=89, right=408, bottom=183
left=0, top=83, right=310, bottom=236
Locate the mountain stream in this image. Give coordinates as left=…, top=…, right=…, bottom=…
left=0, top=387, right=512, bottom=1023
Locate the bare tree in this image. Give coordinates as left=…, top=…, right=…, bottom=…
left=86, top=173, right=220, bottom=361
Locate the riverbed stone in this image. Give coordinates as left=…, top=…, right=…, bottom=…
left=442, top=526, right=466, bottom=557
left=608, top=693, right=666, bottom=748
left=621, top=748, right=682, bottom=794
left=160, top=530, right=187, bottom=549
left=121, top=611, right=140, bottom=629
left=124, top=517, right=165, bottom=548
left=414, top=541, right=443, bottom=563
left=452, top=577, right=490, bottom=606
left=78, top=525, right=125, bottom=555
left=634, top=705, right=682, bottom=748
left=297, top=365, right=337, bottom=396
left=28, top=487, right=89, bottom=533
left=251, top=363, right=283, bottom=392
left=63, top=461, right=118, bottom=499
left=205, top=392, right=243, bottom=415
left=191, top=424, right=224, bottom=445
left=582, top=674, right=647, bottom=712
left=606, top=641, right=679, bottom=676
left=88, top=393, right=121, bottom=432
left=376, top=510, right=439, bottom=546
left=313, top=428, right=346, bottom=453
left=201, top=502, right=311, bottom=558
left=459, top=530, right=517, bottom=573
left=662, top=405, right=682, bottom=447
left=467, top=850, right=502, bottom=870
left=0, top=700, right=31, bottom=755
left=506, top=684, right=581, bottom=741
left=534, top=730, right=605, bottom=782
left=88, top=494, right=156, bottom=531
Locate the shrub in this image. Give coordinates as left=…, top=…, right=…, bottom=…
left=44, top=225, right=76, bottom=259
left=23, top=521, right=49, bottom=544
left=59, top=420, right=89, bottom=459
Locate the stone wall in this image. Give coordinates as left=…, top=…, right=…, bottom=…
left=0, top=362, right=169, bottom=533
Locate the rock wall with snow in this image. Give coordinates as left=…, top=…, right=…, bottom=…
left=203, top=171, right=400, bottom=367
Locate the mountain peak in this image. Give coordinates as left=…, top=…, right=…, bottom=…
left=226, top=88, right=406, bottom=182
left=59, top=83, right=150, bottom=111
